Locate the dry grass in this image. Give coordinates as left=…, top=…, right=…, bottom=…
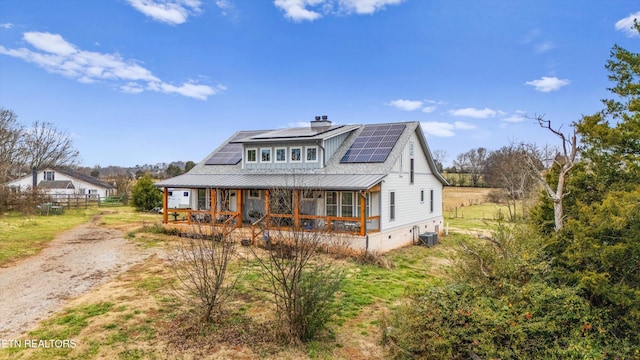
left=0, top=201, right=488, bottom=359
left=443, top=186, right=497, bottom=211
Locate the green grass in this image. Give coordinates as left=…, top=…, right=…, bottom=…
left=444, top=203, right=512, bottom=231
left=336, top=236, right=462, bottom=321
left=0, top=208, right=102, bottom=266
left=98, top=206, right=162, bottom=226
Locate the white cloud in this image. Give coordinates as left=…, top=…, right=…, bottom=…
left=126, top=0, right=202, bottom=25
left=0, top=23, right=13, bottom=29
left=453, top=121, right=476, bottom=130
left=274, top=0, right=324, bottom=22
left=0, top=32, right=222, bottom=100
left=23, top=32, right=77, bottom=56
left=449, top=107, right=497, bottom=118
left=274, top=0, right=403, bottom=22
left=340, top=0, right=405, bottom=14
left=422, top=121, right=455, bottom=137
left=421, top=121, right=475, bottom=137
left=215, top=0, right=233, bottom=15
left=525, top=76, right=570, bottom=92
left=502, top=110, right=526, bottom=123
left=615, top=11, right=640, bottom=37
left=388, top=99, right=423, bottom=111
left=421, top=106, right=436, bottom=113
left=535, top=41, right=554, bottom=53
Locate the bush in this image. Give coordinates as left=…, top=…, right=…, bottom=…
left=383, top=282, right=607, bottom=359
left=130, top=175, right=162, bottom=211
left=383, top=223, right=634, bottom=359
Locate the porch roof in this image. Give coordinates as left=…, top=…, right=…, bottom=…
left=155, top=173, right=386, bottom=191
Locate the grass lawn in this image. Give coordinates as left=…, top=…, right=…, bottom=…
left=0, top=206, right=164, bottom=267
left=0, top=230, right=471, bottom=360
left=0, top=190, right=495, bottom=359
left=0, top=208, right=102, bottom=267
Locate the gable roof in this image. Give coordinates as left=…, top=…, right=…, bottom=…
left=38, top=180, right=75, bottom=189
left=157, top=121, right=447, bottom=189
left=54, top=168, right=115, bottom=189
left=2, top=167, right=115, bottom=189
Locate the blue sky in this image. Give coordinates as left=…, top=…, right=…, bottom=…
left=0, top=1, right=638, bottom=168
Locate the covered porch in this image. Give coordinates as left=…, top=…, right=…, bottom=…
left=160, top=185, right=382, bottom=242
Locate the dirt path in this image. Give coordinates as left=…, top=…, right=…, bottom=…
left=0, top=216, right=154, bottom=339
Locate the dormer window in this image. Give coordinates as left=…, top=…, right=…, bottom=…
left=291, top=147, right=302, bottom=163
left=246, top=149, right=257, bottom=163
left=306, top=146, right=318, bottom=162
left=275, top=147, right=287, bottom=163
left=261, top=148, right=272, bottom=163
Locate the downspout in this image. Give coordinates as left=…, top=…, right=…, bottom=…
left=316, top=140, right=326, bottom=167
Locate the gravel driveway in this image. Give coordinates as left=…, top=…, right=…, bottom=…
left=0, top=216, right=153, bottom=339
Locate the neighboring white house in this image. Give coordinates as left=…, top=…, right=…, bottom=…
left=4, top=167, right=116, bottom=199
left=155, top=117, right=448, bottom=252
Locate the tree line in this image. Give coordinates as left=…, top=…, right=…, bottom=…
left=384, top=26, right=640, bottom=358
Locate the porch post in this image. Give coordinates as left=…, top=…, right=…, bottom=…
left=211, top=189, right=217, bottom=223
left=293, top=189, right=300, bottom=228
left=163, top=187, right=168, bottom=224
left=237, top=189, right=243, bottom=228
left=265, top=189, right=270, bottom=226
left=359, top=191, right=366, bottom=236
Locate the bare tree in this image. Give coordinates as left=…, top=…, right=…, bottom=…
left=0, top=108, right=25, bottom=182
left=21, top=121, right=80, bottom=170
left=527, top=116, right=578, bottom=232
left=453, top=147, right=487, bottom=187
left=169, top=222, right=241, bottom=323
left=252, top=186, right=345, bottom=342
left=484, top=143, right=542, bottom=220
left=431, top=149, right=447, bottom=173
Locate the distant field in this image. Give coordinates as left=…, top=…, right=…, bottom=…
left=443, top=186, right=496, bottom=211
left=443, top=186, right=518, bottom=232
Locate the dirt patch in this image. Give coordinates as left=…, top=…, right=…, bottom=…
left=0, top=216, right=155, bottom=339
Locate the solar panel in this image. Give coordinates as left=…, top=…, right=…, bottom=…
left=205, top=130, right=266, bottom=165
left=340, top=123, right=405, bottom=163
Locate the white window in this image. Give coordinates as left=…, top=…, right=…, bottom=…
left=389, top=191, right=396, bottom=221
left=290, top=147, right=302, bottom=163
left=275, top=147, right=287, bottom=163
left=326, top=191, right=338, bottom=217
left=305, top=146, right=318, bottom=162
left=430, top=189, right=434, bottom=213
left=420, top=189, right=425, bottom=203
left=341, top=192, right=354, bottom=217
left=260, top=148, right=272, bottom=163
left=248, top=189, right=261, bottom=199
left=44, top=171, right=55, bottom=181
left=246, top=148, right=257, bottom=163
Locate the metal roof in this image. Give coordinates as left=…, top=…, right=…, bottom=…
left=155, top=173, right=386, bottom=191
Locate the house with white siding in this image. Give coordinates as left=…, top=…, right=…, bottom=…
left=4, top=167, right=116, bottom=199
left=155, top=116, right=447, bottom=252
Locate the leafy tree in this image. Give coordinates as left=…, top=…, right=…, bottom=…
left=130, top=174, right=162, bottom=211
left=165, top=164, right=183, bottom=177
left=540, top=34, right=640, bottom=347
left=184, top=160, right=196, bottom=172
